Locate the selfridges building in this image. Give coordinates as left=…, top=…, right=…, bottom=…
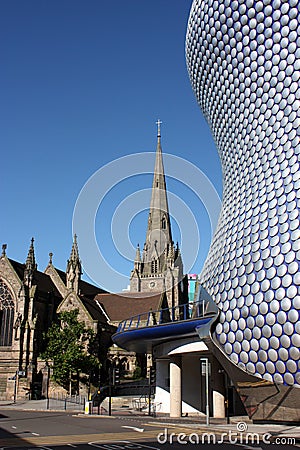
left=186, top=0, right=300, bottom=421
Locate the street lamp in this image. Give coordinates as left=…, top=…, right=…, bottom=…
left=45, top=363, right=50, bottom=410
left=13, top=370, right=18, bottom=404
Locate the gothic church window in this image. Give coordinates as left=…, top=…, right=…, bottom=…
left=162, top=217, right=166, bottom=229
left=0, top=280, right=15, bottom=346
left=151, top=259, right=158, bottom=273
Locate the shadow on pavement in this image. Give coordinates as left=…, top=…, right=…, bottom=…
left=0, top=424, right=35, bottom=449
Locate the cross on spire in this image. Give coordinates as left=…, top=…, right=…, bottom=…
left=156, top=119, right=162, bottom=137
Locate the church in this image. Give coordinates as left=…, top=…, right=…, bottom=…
left=0, top=123, right=189, bottom=401
left=0, top=236, right=115, bottom=400
left=129, top=120, right=188, bottom=309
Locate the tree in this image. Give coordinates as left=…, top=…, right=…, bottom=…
left=41, top=309, right=99, bottom=392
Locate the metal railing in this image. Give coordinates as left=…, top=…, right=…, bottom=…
left=46, top=393, right=86, bottom=411
left=116, top=298, right=216, bottom=333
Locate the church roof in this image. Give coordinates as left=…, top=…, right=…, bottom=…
left=79, top=294, right=109, bottom=323
left=95, top=292, right=163, bottom=323
left=9, top=259, right=62, bottom=301
left=54, top=267, right=106, bottom=298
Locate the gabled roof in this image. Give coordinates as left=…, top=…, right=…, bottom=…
left=9, top=259, right=62, bottom=300
left=54, top=267, right=106, bottom=298
left=79, top=295, right=108, bottom=323
left=95, top=292, right=164, bottom=323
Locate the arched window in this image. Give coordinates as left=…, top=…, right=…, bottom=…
left=161, top=217, right=166, bottom=229
left=0, top=281, right=15, bottom=346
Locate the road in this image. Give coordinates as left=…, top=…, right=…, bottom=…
left=0, top=410, right=298, bottom=449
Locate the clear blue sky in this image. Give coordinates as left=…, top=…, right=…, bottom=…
left=1, top=1, right=222, bottom=292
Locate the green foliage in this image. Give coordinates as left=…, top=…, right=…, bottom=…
left=133, top=365, right=142, bottom=380
left=41, top=309, right=100, bottom=390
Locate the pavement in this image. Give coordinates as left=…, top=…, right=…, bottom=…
left=1, top=399, right=300, bottom=444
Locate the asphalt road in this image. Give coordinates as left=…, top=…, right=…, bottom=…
left=0, top=410, right=298, bottom=449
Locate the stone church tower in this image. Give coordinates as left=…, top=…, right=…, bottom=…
left=130, top=122, right=187, bottom=310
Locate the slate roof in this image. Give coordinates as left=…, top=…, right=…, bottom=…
left=79, top=295, right=108, bottom=323
left=9, top=259, right=62, bottom=301
left=95, top=292, right=164, bottom=323
left=54, top=268, right=106, bottom=298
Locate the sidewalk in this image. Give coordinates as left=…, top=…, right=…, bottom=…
left=0, top=399, right=84, bottom=412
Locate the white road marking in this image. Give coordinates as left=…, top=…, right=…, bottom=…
left=89, top=442, right=159, bottom=449
left=31, top=432, right=40, bottom=436
left=121, top=425, right=144, bottom=433
left=11, top=426, right=17, bottom=429
left=27, top=447, right=53, bottom=450
left=236, top=445, right=263, bottom=450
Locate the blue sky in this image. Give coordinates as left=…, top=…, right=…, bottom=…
left=1, top=1, right=222, bottom=292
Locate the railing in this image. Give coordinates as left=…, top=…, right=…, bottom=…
left=116, top=298, right=216, bottom=333
left=46, top=393, right=86, bottom=411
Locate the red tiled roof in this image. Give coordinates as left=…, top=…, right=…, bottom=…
left=95, top=292, right=164, bottom=323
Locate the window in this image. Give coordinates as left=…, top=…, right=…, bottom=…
left=151, top=259, right=158, bottom=274
left=0, top=281, right=15, bottom=346
left=162, top=217, right=166, bottom=229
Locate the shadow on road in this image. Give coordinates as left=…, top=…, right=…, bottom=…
left=0, top=423, right=35, bottom=449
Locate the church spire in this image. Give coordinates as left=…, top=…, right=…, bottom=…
left=142, top=121, right=173, bottom=274
left=24, top=237, right=37, bottom=286
left=134, top=244, right=141, bottom=271
left=135, top=244, right=141, bottom=262
left=129, top=122, right=186, bottom=309
left=66, top=234, right=82, bottom=293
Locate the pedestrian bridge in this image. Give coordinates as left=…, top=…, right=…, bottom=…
left=112, top=287, right=219, bottom=353
left=111, top=287, right=230, bottom=419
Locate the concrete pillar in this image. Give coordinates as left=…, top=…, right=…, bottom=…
left=170, top=356, right=182, bottom=418
left=211, top=357, right=225, bottom=418
left=155, top=359, right=170, bottom=413
left=213, top=391, right=225, bottom=418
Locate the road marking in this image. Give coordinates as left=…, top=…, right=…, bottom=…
left=11, top=426, right=17, bottom=429
left=31, top=432, right=40, bottom=436
left=121, top=426, right=144, bottom=433
left=67, top=445, right=78, bottom=448
left=236, top=445, right=263, bottom=450
left=89, top=441, right=159, bottom=449
left=0, top=430, right=159, bottom=447
left=27, top=447, right=54, bottom=450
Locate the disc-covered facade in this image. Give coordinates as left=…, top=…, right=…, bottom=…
left=186, top=0, right=300, bottom=387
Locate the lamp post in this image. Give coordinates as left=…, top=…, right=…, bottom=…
left=13, top=370, right=18, bottom=404
left=46, top=363, right=50, bottom=410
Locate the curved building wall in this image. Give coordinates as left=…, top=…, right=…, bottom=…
left=186, top=0, right=300, bottom=387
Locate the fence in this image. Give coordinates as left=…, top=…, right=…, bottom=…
left=46, top=393, right=86, bottom=411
